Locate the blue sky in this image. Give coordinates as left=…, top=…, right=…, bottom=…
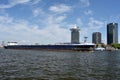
left=0, top=0, right=120, bottom=45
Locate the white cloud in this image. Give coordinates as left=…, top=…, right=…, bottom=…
left=88, top=18, right=104, bottom=30
left=0, top=15, right=13, bottom=23
left=32, top=8, right=43, bottom=17
left=46, top=15, right=66, bottom=24
left=84, top=10, right=93, bottom=15
left=31, top=0, right=41, bottom=4
left=76, top=18, right=83, bottom=27
left=79, top=0, right=90, bottom=7
left=42, top=15, right=70, bottom=43
left=0, top=0, right=33, bottom=9
left=0, top=4, right=13, bottom=9
left=11, top=0, right=30, bottom=4
left=0, top=14, right=70, bottom=44
left=49, top=4, right=72, bottom=13
left=0, top=19, right=43, bottom=44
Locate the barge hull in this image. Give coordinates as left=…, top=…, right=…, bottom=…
left=4, top=44, right=95, bottom=51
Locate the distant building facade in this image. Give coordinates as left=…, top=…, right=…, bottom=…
left=92, top=32, right=101, bottom=44
left=70, top=26, right=80, bottom=44
left=107, top=23, right=118, bottom=44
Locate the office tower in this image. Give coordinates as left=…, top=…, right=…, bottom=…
left=70, top=25, right=80, bottom=44
left=107, top=23, right=118, bottom=44
left=92, top=32, right=101, bottom=44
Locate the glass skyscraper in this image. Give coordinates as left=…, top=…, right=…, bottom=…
left=107, top=23, right=118, bottom=44
left=70, top=26, right=80, bottom=44
left=92, top=32, right=101, bottom=44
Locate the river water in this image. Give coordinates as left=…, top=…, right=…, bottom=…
left=0, top=48, right=120, bottom=80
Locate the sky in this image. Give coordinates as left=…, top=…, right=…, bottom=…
left=0, top=0, right=120, bottom=45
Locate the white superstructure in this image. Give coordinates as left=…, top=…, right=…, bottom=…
left=7, top=42, right=18, bottom=45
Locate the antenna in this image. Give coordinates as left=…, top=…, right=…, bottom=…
left=84, top=36, right=88, bottom=43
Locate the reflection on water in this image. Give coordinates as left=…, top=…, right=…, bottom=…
left=0, top=49, right=120, bottom=80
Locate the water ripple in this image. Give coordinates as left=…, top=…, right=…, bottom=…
left=0, top=49, right=120, bottom=80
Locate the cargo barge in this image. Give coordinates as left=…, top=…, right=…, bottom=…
left=4, top=43, right=95, bottom=51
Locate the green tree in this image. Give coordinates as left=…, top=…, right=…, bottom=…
left=111, top=44, right=120, bottom=49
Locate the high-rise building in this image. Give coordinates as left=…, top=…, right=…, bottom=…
left=92, top=32, right=101, bottom=44
left=107, top=23, right=118, bottom=44
left=70, top=26, right=80, bottom=44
